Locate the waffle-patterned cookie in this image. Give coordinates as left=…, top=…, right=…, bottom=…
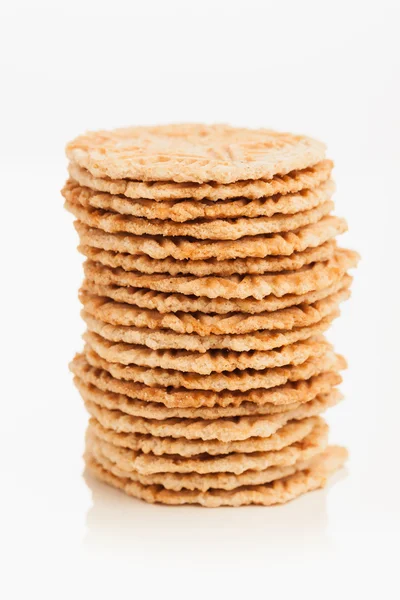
left=68, top=159, right=333, bottom=201
left=66, top=124, right=326, bottom=184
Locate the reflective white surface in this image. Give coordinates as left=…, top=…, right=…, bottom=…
left=1, top=1, right=399, bottom=597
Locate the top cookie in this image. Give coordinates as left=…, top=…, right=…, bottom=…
left=66, top=124, right=326, bottom=184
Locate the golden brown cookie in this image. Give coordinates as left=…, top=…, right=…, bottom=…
left=87, top=414, right=333, bottom=457
left=82, top=311, right=337, bottom=352
left=83, top=331, right=330, bottom=374
left=84, top=445, right=347, bottom=505
left=89, top=444, right=317, bottom=491
left=79, top=285, right=349, bottom=336
left=78, top=240, right=336, bottom=276
left=85, top=417, right=328, bottom=471
left=63, top=178, right=335, bottom=222
left=83, top=391, right=339, bottom=443
left=68, top=159, right=333, bottom=201
left=83, top=345, right=340, bottom=392
left=83, top=248, right=359, bottom=299
left=66, top=123, right=326, bottom=183
left=65, top=194, right=334, bottom=241
left=71, top=352, right=344, bottom=412
left=74, top=216, right=347, bottom=260
left=81, top=274, right=353, bottom=315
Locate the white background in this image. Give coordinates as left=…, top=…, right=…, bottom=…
left=1, top=0, right=399, bottom=598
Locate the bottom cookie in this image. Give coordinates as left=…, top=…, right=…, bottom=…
left=85, top=445, right=347, bottom=507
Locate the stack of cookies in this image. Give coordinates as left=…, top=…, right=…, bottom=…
left=63, top=124, right=359, bottom=507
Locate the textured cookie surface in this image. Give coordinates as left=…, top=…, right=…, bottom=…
left=81, top=274, right=353, bottom=315
left=83, top=392, right=336, bottom=442
left=83, top=391, right=339, bottom=442
left=87, top=412, right=335, bottom=456
left=85, top=445, right=347, bottom=505
left=71, top=352, right=345, bottom=411
left=65, top=195, right=334, bottom=241
left=75, top=216, right=347, bottom=260
left=65, top=124, right=355, bottom=508
left=82, top=310, right=338, bottom=352
left=63, top=179, right=335, bottom=222
left=78, top=240, right=336, bottom=276
left=88, top=445, right=317, bottom=491
left=83, top=331, right=330, bottom=374
left=83, top=345, right=339, bottom=392
left=66, top=124, right=326, bottom=183
left=85, top=417, right=328, bottom=472
left=83, top=249, right=359, bottom=299
left=80, top=285, right=349, bottom=336
left=68, top=159, right=333, bottom=201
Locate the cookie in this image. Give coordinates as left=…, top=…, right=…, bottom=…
left=63, top=178, right=335, bottom=222
left=74, top=216, right=347, bottom=260
left=85, top=417, right=328, bottom=473
left=65, top=195, right=334, bottom=241
left=89, top=444, right=317, bottom=491
left=71, top=352, right=344, bottom=411
left=83, top=248, right=359, bottom=299
left=68, top=159, right=333, bottom=201
left=79, top=286, right=349, bottom=336
left=78, top=240, right=336, bottom=276
left=82, top=310, right=337, bottom=352
left=84, top=445, right=347, bottom=505
left=84, top=390, right=340, bottom=446
left=82, top=392, right=339, bottom=442
left=81, top=274, right=353, bottom=315
left=83, top=345, right=341, bottom=392
left=66, top=123, right=326, bottom=183
left=73, top=369, right=342, bottom=419
left=83, top=331, right=330, bottom=374
left=88, top=415, right=319, bottom=456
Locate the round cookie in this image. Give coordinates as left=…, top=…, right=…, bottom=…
left=74, top=215, right=347, bottom=260
left=66, top=123, right=326, bottom=184
left=81, top=274, right=353, bottom=315
left=83, top=332, right=330, bottom=375
left=83, top=341, right=335, bottom=392
left=68, top=159, right=333, bottom=201
left=84, top=445, right=347, bottom=506
left=70, top=352, right=345, bottom=411
left=79, top=286, right=349, bottom=336
left=83, top=249, right=359, bottom=300
left=65, top=195, right=334, bottom=241
left=63, top=178, right=335, bottom=222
